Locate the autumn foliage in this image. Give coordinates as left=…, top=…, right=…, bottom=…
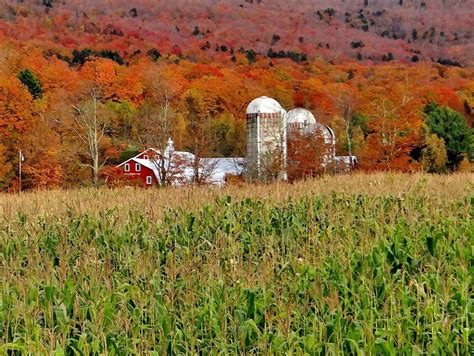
left=0, top=1, right=472, bottom=190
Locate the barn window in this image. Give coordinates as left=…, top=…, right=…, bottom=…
left=143, top=155, right=149, bottom=160
left=146, top=176, right=152, bottom=185
left=124, top=163, right=130, bottom=172
left=136, top=163, right=141, bottom=172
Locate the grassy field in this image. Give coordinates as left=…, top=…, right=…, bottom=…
left=0, top=173, right=472, bottom=354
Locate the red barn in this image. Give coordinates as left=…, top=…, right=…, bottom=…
left=116, top=148, right=161, bottom=187
left=115, top=145, right=246, bottom=187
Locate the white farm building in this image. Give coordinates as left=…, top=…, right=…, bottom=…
left=116, top=96, right=356, bottom=186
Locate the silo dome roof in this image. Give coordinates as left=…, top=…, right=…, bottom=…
left=286, top=108, right=317, bottom=125
left=317, top=123, right=336, bottom=144
left=246, top=96, right=283, bottom=115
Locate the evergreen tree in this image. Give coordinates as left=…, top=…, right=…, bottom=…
left=424, top=102, right=473, bottom=169
left=18, top=69, right=43, bottom=99
left=246, top=49, right=257, bottom=63
left=147, top=48, right=162, bottom=61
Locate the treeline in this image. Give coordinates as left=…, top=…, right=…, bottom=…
left=0, top=43, right=473, bottom=190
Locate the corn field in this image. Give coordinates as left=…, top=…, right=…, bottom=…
left=0, top=174, right=472, bottom=354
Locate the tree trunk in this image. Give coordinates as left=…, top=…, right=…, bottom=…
left=345, top=120, right=353, bottom=157
left=92, top=95, right=100, bottom=188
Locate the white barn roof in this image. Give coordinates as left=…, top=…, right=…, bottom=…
left=201, top=158, right=245, bottom=186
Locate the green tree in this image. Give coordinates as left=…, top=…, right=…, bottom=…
left=106, top=100, right=137, bottom=140
left=351, top=112, right=370, bottom=136
left=210, top=113, right=245, bottom=157
left=18, top=69, right=43, bottom=99
left=351, top=126, right=366, bottom=156
left=424, top=103, right=473, bottom=169
left=421, top=134, right=447, bottom=173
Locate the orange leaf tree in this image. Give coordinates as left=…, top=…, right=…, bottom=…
left=358, top=75, right=423, bottom=171
left=0, top=76, right=34, bottom=189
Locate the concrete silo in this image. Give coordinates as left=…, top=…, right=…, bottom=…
left=246, top=96, right=287, bottom=181
left=285, top=108, right=335, bottom=146
left=286, top=108, right=317, bottom=136
left=285, top=108, right=337, bottom=171
left=317, top=124, right=336, bottom=158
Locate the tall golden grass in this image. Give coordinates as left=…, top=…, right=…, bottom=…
left=1, top=173, right=472, bottom=221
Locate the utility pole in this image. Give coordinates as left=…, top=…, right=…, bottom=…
left=19, top=150, right=24, bottom=193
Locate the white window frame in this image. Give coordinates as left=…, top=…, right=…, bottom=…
left=135, top=163, right=141, bottom=172
left=143, top=155, right=149, bottom=160
left=124, top=163, right=130, bottom=172
left=146, top=176, right=153, bottom=185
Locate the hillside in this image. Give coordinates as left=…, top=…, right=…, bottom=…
left=0, top=0, right=473, bottom=66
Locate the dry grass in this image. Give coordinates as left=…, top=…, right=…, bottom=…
left=1, top=173, right=472, bottom=222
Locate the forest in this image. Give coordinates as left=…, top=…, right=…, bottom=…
left=0, top=0, right=473, bottom=190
